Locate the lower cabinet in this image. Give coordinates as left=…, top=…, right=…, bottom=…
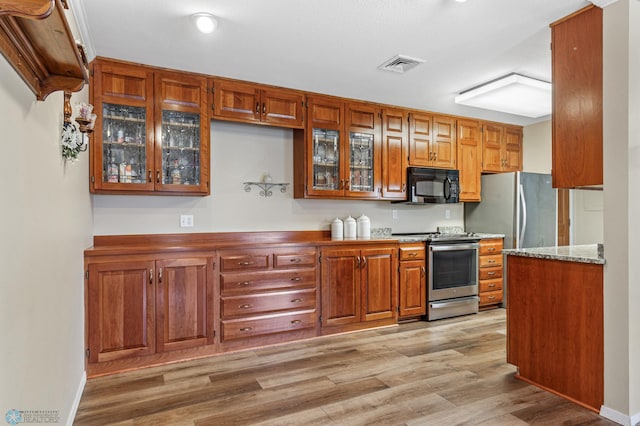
left=320, top=244, right=397, bottom=333
left=478, top=238, right=504, bottom=309
left=86, top=254, right=215, bottom=366
left=398, top=244, right=426, bottom=319
left=218, top=246, right=319, bottom=348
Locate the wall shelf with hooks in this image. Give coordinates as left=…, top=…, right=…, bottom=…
left=243, top=181, right=289, bottom=197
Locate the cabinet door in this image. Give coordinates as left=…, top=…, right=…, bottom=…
left=155, top=71, right=210, bottom=195
left=431, top=115, right=456, bottom=169
left=482, top=123, right=504, bottom=172
left=345, top=102, right=380, bottom=199
left=361, top=247, right=396, bottom=322
left=503, top=126, right=523, bottom=172
left=91, top=61, right=155, bottom=192
left=399, top=260, right=426, bottom=317
left=261, top=88, right=304, bottom=128
left=306, top=96, right=345, bottom=198
left=155, top=257, right=214, bottom=352
left=408, top=112, right=432, bottom=166
left=321, top=248, right=360, bottom=327
left=381, top=108, right=408, bottom=200
left=212, top=80, right=260, bottom=123
left=457, top=119, right=482, bottom=202
left=87, top=261, right=156, bottom=363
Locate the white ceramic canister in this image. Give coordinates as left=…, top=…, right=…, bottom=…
left=331, top=217, right=343, bottom=240
left=343, top=215, right=357, bottom=240
left=356, top=213, right=370, bottom=239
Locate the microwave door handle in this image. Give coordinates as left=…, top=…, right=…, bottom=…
left=444, top=177, right=451, bottom=200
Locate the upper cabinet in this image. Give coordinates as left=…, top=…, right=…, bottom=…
left=408, top=113, right=456, bottom=169
left=293, top=96, right=381, bottom=199
left=481, top=122, right=522, bottom=173
left=380, top=108, right=409, bottom=200
left=212, top=79, right=305, bottom=129
left=550, top=5, right=603, bottom=188
left=90, top=59, right=210, bottom=195
left=456, top=119, right=482, bottom=202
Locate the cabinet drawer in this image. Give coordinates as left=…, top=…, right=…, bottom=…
left=479, top=278, right=503, bottom=293
left=479, top=266, right=503, bottom=280
left=221, top=310, right=316, bottom=341
left=479, top=290, right=503, bottom=306
left=222, top=289, right=316, bottom=318
left=220, top=269, right=316, bottom=295
left=479, top=254, right=502, bottom=268
left=480, top=240, right=503, bottom=255
left=399, top=246, right=425, bottom=261
left=273, top=252, right=316, bottom=269
left=220, top=253, right=269, bottom=271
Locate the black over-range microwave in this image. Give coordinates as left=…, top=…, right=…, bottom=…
left=398, top=167, right=460, bottom=204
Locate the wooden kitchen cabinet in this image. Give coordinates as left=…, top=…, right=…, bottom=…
left=398, top=244, right=426, bottom=319
left=478, top=238, right=503, bottom=309
left=456, top=119, right=482, bottom=202
left=408, top=112, right=456, bottom=169
left=294, top=96, right=381, bottom=199
left=551, top=5, right=603, bottom=188
left=218, top=246, right=319, bottom=348
left=211, top=79, right=305, bottom=128
left=86, top=253, right=215, bottom=365
left=90, top=59, right=210, bottom=195
left=481, top=122, right=523, bottom=173
left=321, top=244, right=397, bottom=333
left=381, top=108, right=409, bottom=200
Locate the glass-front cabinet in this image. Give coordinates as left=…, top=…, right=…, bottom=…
left=301, top=96, right=380, bottom=199
left=90, top=59, right=209, bottom=195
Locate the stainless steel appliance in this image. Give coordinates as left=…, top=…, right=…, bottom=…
left=393, top=232, right=480, bottom=320
left=464, top=172, right=557, bottom=249
left=397, top=167, right=460, bottom=204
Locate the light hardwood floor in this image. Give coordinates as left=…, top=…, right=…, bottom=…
left=75, top=309, right=615, bottom=425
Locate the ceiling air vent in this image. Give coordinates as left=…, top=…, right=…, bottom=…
left=377, top=54, right=426, bottom=74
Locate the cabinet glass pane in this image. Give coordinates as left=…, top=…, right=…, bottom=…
left=102, top=103, right=147, bottom=184
left=312, top=128, right=340, bottom=190
left=349, top=132, right=374, bottom=192
left=161, top=111, right=201, bottom=186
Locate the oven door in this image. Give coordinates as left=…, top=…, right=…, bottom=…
left=428, top=242, right=479, bottom=301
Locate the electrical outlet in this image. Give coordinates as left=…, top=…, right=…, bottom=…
left=392, top=210, right=398, bottom=219
left=445, top=209, right=451, bottom=219
left=180, top=214, right=194, bottom=227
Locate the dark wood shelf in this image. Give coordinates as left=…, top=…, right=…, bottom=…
left=0, top=0, right=88, bottom=100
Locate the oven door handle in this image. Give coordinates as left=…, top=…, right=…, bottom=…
left=429, top=243, right=479, bottom=252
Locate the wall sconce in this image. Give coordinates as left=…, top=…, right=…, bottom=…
left=61, top=91, right=95, bottom=162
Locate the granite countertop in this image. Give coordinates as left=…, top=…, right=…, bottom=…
left=369, top=228, right=506, bottom=243
left=502, top=244, right=605, bottom=265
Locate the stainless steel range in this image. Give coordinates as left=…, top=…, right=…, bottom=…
left=393, top=232, right=481, bottom=320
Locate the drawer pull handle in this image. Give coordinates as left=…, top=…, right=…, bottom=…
left=238, top=281, right=252, bottom=286
left=238, top=261, right=254, bottom=266
left=487, top=260, right=496, bottom=264
left=488, top=248, right=496, bottom=252
left=291, top=277, right=302, bottom=282
left=291, top=320, right=302, bottom=324
left=239, top=304, right=252, bottom=309
left=488, top=284, right=496, bottom=288
left=240, top=327, right=253, bottom=332
left=487, top=272, right=496, bottom=276
left=408, top=252, right=417, bottom=257
left=289, top=258, right=302, bottom=263
left=488, top=296, right=496, bottom=300
left=291, top=298, right=303, bottom=303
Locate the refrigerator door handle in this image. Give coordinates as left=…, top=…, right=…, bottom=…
left=519, top=183, right=527, bottom=248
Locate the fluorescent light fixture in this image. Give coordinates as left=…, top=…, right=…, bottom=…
left=454, top=73, right=552, bottom=118
left=192, top=13, right=218, bottom=34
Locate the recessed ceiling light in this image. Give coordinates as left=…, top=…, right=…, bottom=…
left=192, top=13, right=218, bottom=34
left=454, top=73, right=552, bottom=118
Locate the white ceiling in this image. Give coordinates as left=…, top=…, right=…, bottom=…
left=74, top=0, right=592, bottom=126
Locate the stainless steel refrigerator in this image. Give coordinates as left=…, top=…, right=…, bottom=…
left=464, top=172, right=557, bottom=249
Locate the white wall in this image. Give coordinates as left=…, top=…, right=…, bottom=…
left=572, top=190, right=604, bottom=244
left=92, top=120, right=464, bottom=235
left=602, top=0, right=640, bottom=422
left=522, top=120, right=552, bottom=173
left=0, top=61, right=93, bottom=423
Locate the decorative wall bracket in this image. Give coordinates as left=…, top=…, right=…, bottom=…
left=243, top=181, right=289, bottom=197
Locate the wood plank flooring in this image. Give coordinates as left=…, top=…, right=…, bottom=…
left=74, top=309, right=615, bottom=425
